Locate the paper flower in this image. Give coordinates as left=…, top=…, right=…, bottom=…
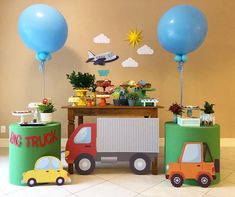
left=137, top=44, right=154, bottom=55
left=122, top=58, right=139, bottom=68
left=93, top=33, right=110, bottom=44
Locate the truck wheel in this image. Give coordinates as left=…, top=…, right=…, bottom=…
left=171, top=174, right=183, bottom=187
left=74, top=154, right=95, bottom=175
left=130, top=153, right=150, bottom=175
left=27, top=178, right=37, bottom=187
left=198, top=174, right=211, bottom=188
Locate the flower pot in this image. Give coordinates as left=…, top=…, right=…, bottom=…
left=173, top=114, right=178, bottom=123
left=74, top=89, right=89, bottom=106
left=113, top=99, right=120, bottom=106
left=128, top=99, right=135, bottom=106
left=40, top=113, right=53, bottom=123
left=200, top=113, right=215, bottom=126
left=119, top=99, right=128, bottom=106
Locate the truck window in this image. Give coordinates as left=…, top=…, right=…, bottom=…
left=74, top=127, right=91, bottom=144
left=35, top=157, right=50, bottom=170
left=181, top=144, right=201, bottom=163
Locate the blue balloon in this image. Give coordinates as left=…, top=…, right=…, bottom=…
left=18, top=4, right=68, bottom=53
left=157, top=5, right=207, bottom=55
left=174, top=55, right=182, bottom=62
left=36, top=52, right=51, bottom=62
left=181, top=55, right=188, bottom=62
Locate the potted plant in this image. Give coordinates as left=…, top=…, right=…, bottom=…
left=111, top=86, right=128, bottom=106
left=112, top=88, right=121, bottom=106
left=201, top=101, right=215, bottom=126
left=38, top=99, right=56, bottom=123
left=169, top=103, right=183, bottom=123
left=66, top=71, right=95, bottom=106
left=119, top=88, right=129, bottom=106
left=126, top=92, right=139, bottom=106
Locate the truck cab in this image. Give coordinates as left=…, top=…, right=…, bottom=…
left=166, top=142, right=219, bottom=188
left=65, top=123, right=97, bottom=175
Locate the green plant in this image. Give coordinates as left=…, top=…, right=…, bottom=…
left=202, top=101, right=215, bottom=114
left=111, top=87, right=122, bottom=99
left=66, top=71, right=95, bottom=89
left=38, top=103, right=56, bottom=113
left=169, top=103, right=183, bottom=115
left=112, top=91, right=120, bottom=99
left=126, top=92, right=139, bottom=100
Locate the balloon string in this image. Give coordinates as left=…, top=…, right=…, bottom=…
left=42, top=68, right=46, bottom=98
left=178, top=62, right=183, bottom=107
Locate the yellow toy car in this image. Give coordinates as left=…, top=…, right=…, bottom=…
left=22, top=156, right=71, bottom=187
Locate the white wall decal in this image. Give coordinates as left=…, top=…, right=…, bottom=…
left=137, top=44, right=154, bottom=55
left=122, top=58, right=139, bottom=68
left=93, top=33, right=110, bottom=44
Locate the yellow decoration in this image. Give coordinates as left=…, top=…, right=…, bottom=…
left=126, top=29, right=142, bottom=47
left=22, top=156, right=71, bottom=186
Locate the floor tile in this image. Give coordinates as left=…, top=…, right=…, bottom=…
left=0, top=179, right=25, bottom=194
left=6, top=186, right=72, bottom=197
left=75, top=181, right=137, bottom=197
left=206, top=181, right=235, bottom=197
left=140, top=180, right=207, bottom=197
left=93, top=167, right=130, bottom=180
left=220, top=159, right=235, bottom=170
left=109, top=173, right=164, bottom=193
left=223, top=171, right=235, bottom=184
left=220, top=168, right=234, bottom=180
left=0, top=190, right=6, bottom=197
left=63, top=174, right=105, bottom=193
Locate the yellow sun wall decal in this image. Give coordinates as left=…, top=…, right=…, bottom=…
left=126, top=29, right=142, bottom=47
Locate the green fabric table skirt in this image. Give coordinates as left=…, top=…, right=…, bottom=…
left=9, top=122, right=61, bottom=185
left=165, top=122, right=220, bottom=185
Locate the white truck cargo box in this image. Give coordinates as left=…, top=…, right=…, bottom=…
left=97, top=118, right=159, bottom=153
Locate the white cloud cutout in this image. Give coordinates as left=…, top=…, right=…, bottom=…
left=122, top=58, right=139, bottom=68
left=93, top=33, right=110, bottom=44
left=137, top=44, right=154, bottom=55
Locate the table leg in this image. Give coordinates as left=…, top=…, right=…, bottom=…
left=78, top=116, right=83, bottom=126
left=152, top=156, right=158, bottom=175
left=68, top=109, right=75, bottom=174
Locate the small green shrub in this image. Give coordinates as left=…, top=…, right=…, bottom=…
left=66, top=71, right=95, bottom=89
left=38, top=103, right=56, bottom=113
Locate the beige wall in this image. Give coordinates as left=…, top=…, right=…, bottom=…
left=0, top=0, right=235, bottom=138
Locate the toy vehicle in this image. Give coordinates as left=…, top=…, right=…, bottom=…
left=165, top=142, right=219, bottom=188
left=22, top=156, right=71, bottom=187
left=66, top=118, right=159, bottom=175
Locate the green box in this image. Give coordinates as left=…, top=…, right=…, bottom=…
left=165, top=122, right=220, bottom=185
left=9, top=122, right=61, bottom=185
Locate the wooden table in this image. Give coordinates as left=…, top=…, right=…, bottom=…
left=62, top=105, right=163, bottom=175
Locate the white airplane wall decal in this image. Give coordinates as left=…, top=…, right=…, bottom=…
left=86, top=50, right=119, bottom=65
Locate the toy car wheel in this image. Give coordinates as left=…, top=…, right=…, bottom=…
left=27, top=178, right=37, bottom=187
left=56, top=177, right=65, bottom=186
left=198, top=174, right=211, bottom=188
left=74, top=154, right=95, bottom=175
left=130, top=153, right=150, bottom=175
left=171, top=174, right=184, bottom=187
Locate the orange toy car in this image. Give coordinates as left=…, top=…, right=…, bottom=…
left=165, top=142, right=219, bottom=188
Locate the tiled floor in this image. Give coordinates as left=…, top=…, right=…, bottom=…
left=0, top=147, right=235, bottom=197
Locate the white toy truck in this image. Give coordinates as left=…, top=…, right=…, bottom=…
left=65, top=118, right=159, bottom=175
